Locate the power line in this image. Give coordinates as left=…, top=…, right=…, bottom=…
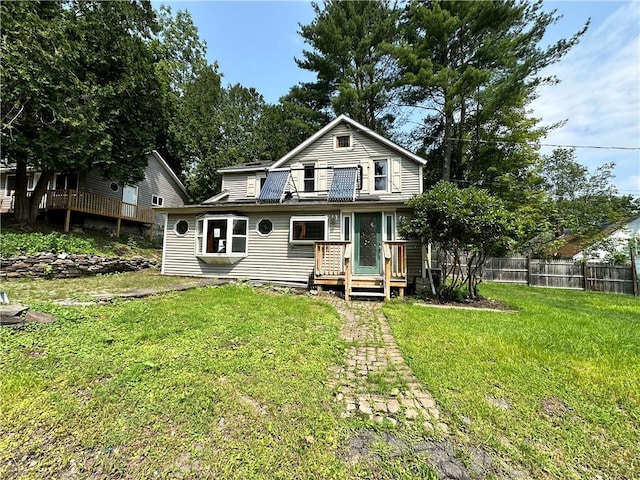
left=418, top=134, right=640, bottom=151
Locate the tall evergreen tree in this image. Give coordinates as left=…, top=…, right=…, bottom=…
left=297, top=0, right=400, bottom=133
left=395, top=0, right=588, bottom=186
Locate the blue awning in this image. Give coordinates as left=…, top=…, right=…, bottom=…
left=258, top=170, right=291, bottom=203
left=328, top=166, right=359, bottom=202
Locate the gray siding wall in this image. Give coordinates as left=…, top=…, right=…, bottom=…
left=83, top=154, right=188, bottom=226
left=222, top=173, right=252, bottom=202
left=281, top=123, right=422, bottom=202
left=163, top=208, right=423, bottom=286
left=163, top=210, right=342, bottom=284
left=221, top=123, right=423, bottom=203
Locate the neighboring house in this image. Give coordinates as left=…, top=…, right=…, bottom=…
left=157, top=115, right=428, bottom=299
left=572, top=216, right=640, bottom=262
left=0, top=151, right=189, bottom=236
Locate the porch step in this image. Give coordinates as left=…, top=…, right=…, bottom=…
left=350, top=291, right=386, bottom=298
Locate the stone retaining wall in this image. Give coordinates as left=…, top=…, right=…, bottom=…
left=1, top=254, right=157, bottom=280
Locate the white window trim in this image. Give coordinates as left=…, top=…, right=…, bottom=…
left=333, top=133, right=354, bottom=151
left=256, top=217, right=274, bottom=237
left=152, top=194, right=164, bottom=207
left=195, top=214, right=249, bottom=263
left=289, top=215, right=328, bottom=245
left=373, top=158, right=390, bottom=193
left=174, top=219, right=190, bottom=236
left=341, top=212, right=353, bottom=242
left=383, top=212, right=396, bottom=241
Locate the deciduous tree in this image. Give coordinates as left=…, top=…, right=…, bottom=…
left=541, top=148, right=639, bottom=234
left=1, top=0, right=162, bottom=224
left=400, top=181, right=518, bottom=300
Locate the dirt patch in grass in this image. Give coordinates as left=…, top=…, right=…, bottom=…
left=416, top=296, right=514, bottom=312
left=540, top=396, right=568, bottom=418
left=342, top=429, right=501, bottom=480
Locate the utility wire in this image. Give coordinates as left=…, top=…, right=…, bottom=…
left=418, top=134, right=640, bottom=151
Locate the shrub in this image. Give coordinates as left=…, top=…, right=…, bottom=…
left=400, top=181, right=519, bottom=300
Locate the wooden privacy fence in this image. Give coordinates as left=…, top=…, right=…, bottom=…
left=480, top=257, right=639, bottom=296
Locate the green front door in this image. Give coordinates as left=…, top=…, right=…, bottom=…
left=354, top=212, right=382, bottom=275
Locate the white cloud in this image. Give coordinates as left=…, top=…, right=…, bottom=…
left=532, top=2, right=640, bottom=195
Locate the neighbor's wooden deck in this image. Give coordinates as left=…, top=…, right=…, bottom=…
left=1, top=189, right=154, bottom=236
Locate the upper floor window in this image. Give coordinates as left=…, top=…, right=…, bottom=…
left=195, top=215, right=248, bottom=263
left=374, top=160, right=388, bottom=191
left=303, top=164, right=315, bottom=192
left=334, top=134, right=353, bottom=151
left=152, top=195, right=164, bottom=206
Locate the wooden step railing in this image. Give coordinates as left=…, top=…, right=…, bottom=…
left=315, top=241, right=350, bottom=277
left=315, top=240, right=407, bottom=300
left=384, top=241, right=407, bottom=298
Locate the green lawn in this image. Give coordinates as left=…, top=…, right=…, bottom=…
left=2, top=269, right=212, bottom=304
left=384, top=284, right=640, bottom=479
left=0, top=285, right=350, bottom=479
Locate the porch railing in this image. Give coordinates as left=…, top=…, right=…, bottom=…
left=315, top=241, right=350, bottom=277
left=315, top=240, right=407, bottom=300
left=46, top=189, right=154, bottom=224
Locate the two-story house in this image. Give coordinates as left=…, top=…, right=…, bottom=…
left=157, top=115, right=427, bottom=299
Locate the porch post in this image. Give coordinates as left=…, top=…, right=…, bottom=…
left=344, top=244, right=352, bottom=302
left=384, top=243, right=391, bottom=300
left=63, top=189, right=73, bottom=232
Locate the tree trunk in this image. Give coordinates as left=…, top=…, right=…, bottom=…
left=12, top=160, right=53, bottom=225
left=12, top=161, right=30, bottom=224
left=442, top=100, right=453, bottom=182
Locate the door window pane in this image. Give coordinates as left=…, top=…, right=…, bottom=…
left=359, top=214, right=378, bottom=267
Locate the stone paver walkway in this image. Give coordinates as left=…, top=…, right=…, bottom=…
left=324, top=296, right=449, bottom=433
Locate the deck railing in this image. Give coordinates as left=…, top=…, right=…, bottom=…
left=46, top=189, right=154, bottom=224
left=315, top=240, right=407, bottom=300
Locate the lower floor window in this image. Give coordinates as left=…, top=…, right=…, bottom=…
left=196, top=215, right=248, bottom=257
left=290, top=216, right=327, bottom=244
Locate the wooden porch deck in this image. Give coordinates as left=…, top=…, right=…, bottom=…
left=1, top=189, right=154, bottom=237
left=314, top=241, right=407, bottom=300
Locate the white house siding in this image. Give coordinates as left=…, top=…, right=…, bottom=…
left=162, top=209, right=342, bottom=284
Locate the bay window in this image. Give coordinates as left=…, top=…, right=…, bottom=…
left=196, top=215, right=248, bottom=264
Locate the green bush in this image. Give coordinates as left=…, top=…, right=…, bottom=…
left=0, top=232, right=99, bottom=257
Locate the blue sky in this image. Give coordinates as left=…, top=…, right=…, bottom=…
left=161, top=1, right=639, bottom=196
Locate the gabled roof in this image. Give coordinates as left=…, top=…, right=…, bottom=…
left=270, top=114, right=427, bottom=169
left=547, top=216, right=640, bottom=258
left=149, top=150, right=189, bottom=198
